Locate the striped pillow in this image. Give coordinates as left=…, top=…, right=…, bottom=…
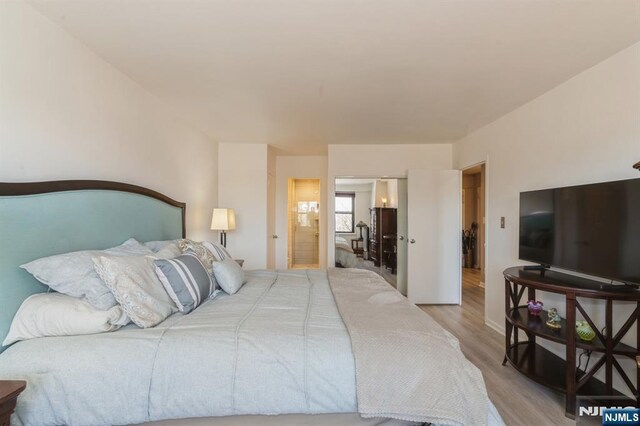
left=153, top=251, right=217, bottom=314
left=203, top=241, right=232, bottom=261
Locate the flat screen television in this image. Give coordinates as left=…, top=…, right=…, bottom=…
left=519, top=178, right=640, bottom=285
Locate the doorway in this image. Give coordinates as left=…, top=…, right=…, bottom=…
left=333, top=178, right=408, bottom=292
left=288, top=178, right=321, bottom=269
left=461, top=163, right=486, bottom=313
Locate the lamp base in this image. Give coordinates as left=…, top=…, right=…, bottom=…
left=220, top=231, right=227, bottom=248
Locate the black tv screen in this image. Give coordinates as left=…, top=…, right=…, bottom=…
left=519, top=178, right=640, bottom=284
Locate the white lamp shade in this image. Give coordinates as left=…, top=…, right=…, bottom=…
left=211, top=208, right=236, bottom=231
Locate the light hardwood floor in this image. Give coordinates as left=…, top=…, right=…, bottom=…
left=420, top=269, right=575, bottom=426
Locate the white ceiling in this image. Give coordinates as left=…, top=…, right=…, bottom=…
left=29, top=0, right=640, bottom=155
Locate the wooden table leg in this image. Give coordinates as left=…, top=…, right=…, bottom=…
left=504, top=278, right=511, bottom=365
left=565, top=294, right=577, bottom=418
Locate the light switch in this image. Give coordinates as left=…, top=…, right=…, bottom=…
left=500, top=217, right=505, bottom=229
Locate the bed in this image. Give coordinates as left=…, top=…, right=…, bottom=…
left=0, top=180, right=503, bottom=426
left=335, top=236, right=357, bottom=268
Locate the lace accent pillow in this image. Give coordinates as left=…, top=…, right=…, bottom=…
left=93, top=255, right=177, bottom=328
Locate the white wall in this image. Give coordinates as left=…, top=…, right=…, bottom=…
left=328, top=144, right=453, bottom=265
left=0, top=1, right=218, bottom=241
left=217, top=143, right=269, bottom=269
left=266, top=146, right=277, bottom=269
left=454, top=42, right=640, bottom=387
left=455, top=41, right=640, bottom=330
left=275, top=156, right=328, bottom=269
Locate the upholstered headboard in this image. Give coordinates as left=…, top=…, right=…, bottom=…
left=0, top=180, right=185, bottom=352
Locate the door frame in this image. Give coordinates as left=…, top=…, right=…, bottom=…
left=287, top=178, right=322, bottom=269
left=460, top=159, right=489, bottom=323
left=331, top=175, right=407, bottom=266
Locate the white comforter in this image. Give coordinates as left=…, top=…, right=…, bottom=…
left=0, top=270, right=357, bottom=425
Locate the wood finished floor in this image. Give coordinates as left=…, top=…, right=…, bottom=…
left=419, top=269, right=574, bottom=426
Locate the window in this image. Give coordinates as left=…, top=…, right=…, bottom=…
left=335, top=192, right=355, bottom=233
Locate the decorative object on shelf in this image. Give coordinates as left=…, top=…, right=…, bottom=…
left=545, top=307, right=562, bottom=329
left=634, top=161, right=640, bottom=171
left=211, top=208, right=236, bottom=247
left=461, top=226, right=477, bottom=268
left=356, top=221, right=367, bottom=239
left=527, top=300, right=543, bottom=316
left=576, top=321, right=596, bottom=341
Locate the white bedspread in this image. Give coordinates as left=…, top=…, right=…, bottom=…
left=329, top=268, right=491, bottom=426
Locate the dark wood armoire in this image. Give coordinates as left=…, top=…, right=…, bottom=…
left=369, top=207, right=397, bottom=272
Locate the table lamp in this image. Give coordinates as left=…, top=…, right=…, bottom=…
left=211, top=208, right=236, bottom=247
left=356, top=221, right=367, bottom=239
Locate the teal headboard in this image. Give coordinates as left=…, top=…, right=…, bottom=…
left=0, top=180, right=185, bottom=352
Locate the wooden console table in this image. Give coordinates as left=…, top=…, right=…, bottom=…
left=503, top=267, right=640, bottom=418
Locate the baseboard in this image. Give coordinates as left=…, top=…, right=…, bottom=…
left=485, top=318, right=504, bottom=335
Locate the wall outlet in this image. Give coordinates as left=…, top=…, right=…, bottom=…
left=500, top=217, right=505, bottom=228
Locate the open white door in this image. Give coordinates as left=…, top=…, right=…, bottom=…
left=407, top=169, right=461, bottom=304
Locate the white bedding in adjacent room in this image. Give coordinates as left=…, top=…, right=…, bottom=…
left=335, top=236, right=357, bottom=268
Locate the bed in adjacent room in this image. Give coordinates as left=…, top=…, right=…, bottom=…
left=335, top=235, right=357, bottom=268
left=0, top=180, right=503, bottom=426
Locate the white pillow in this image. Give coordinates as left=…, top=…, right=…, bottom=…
left=203, top=241, right=233, bottom=261
left=20, top=238, right=152, bottom=310
left=93, top=254, right=178, bottom=328
left=3, top=293, right=129, bottom=346
left=212, top=257, right=246, bottom=295
left=154, top=242, right=181, bottom=260
left=144, top=240, right=179, bottom=253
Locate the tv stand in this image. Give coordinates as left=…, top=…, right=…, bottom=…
left=503, top=267, right=640, bottom=418
left=522, top=264, right=550, bottom=272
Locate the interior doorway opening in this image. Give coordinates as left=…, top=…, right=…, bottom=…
left=333, top=178, right=408, bottom=293
left=287, top=178, right=321, bottom=269
left=461, top=163, right=486, bottom=314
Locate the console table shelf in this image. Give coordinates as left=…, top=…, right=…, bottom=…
left=503, top=267, right=640, bottom=419
left=507, top=307, right=638, bottom=356
left=507, top=343, right=630, bottom=398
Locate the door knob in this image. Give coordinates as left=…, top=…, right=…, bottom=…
left=272, top=235, right=278, bottom=239
left=409, top=239, right=416, bottom=244
left=399, top=236, right=405, bottom=240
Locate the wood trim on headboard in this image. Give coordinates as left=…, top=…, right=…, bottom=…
left=0, top=180, right=187, bottom=237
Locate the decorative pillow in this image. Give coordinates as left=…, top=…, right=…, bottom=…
left=212, top=256, right=246, bottom=295
left=153, top=242, right=181, bottom=260
left=144, top=240, right=179, bottom=253
left=93, top=255, right=177, bottom=328
left=21, top=238, right=153, bottom=310
left=202, top=241, right=233, bottom=261
left=153, top=251, right=218, bottom=313
left=178, top=239, right=216, bottom=275
left=3, top=293, right=129, bottom=346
